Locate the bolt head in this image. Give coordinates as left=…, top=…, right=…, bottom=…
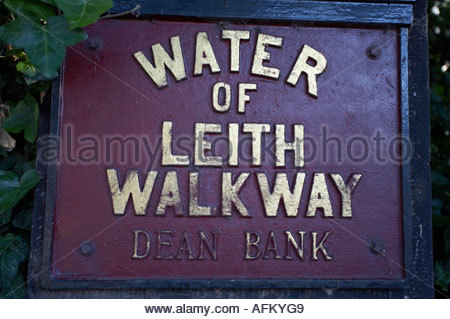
left=369, top=240, right=385, bottom=255
left=79, top=241, right=95, bottom=256
left=367, top=45, right=382, bottom=60
left=88, top=37, right=102, bottom=51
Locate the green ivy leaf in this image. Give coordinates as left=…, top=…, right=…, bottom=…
left=0, top=15, right=87, bottom=75
left=12, top=160, right=34, bottom=175
left=0, top=233, right=28, bottom=292
left=12, top=202, right=33, bottom=231
left=0, top=170, right=40, bottom=211
left=55, top=0, right=113, bottom=29
left=435, top=262, right=450, bottom=292
left=0, top=152, right=25, bottom=171
left=12, top=210, right=31, bottom=231
left=16, top=59, right=58, bottom=85
left=0, top=209, right=12, bottom=225
left=0, top=209, right=12, bottom=226
left=4, top=0, right=55, bottom=20
left=16, top=61, right=36, bottom=78
left=2, top=94, right=38, bottom=143
left=0, top=272, right=26, bottom=298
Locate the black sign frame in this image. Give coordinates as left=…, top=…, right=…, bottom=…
left=27, top=0, right=433, bottom=298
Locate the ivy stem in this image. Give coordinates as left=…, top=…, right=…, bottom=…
left=99, top=5, right=141, bottom=20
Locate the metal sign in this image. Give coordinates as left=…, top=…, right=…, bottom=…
left=28, top=0, right=433, bottom=298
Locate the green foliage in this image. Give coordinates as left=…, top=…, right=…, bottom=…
left=5, top=0, right=55, bottom=21
left=0, top=233, right=28, bottom=298
left=3, top=94, right=39, bottom=142
left=0, top=0, right=112, bottom=298
left=0, top=170, right=40, bottom=211
left=429, top=0, right=450, bottom=296
left=16, top=57, right=58, bottom=85
left=56, top=0, right=113, bottom=29
left=0, top=15, right=87, bottom=75
left=0, top=209, right=12, bottom=225
left=12, top=203, right=32, bottom=230
left=435, top=261, right=450, bottom=293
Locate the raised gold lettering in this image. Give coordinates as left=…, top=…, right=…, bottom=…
left=156, top=171, right=184, bottom=216
left=212, top=82, right=231, bottom=112
left=134, top=36, right=187, bottom=88
left=242, top=123, right=270, bottom=166
left=106, top=169, right=157, bottom=215
left=156, top=230, right=175, bottom=259
left=238, top=83, right=257, bottom=113
left=251, top=33, right=283, bottom=79
left=311, top=231, right=333, bottom=260
left=222, top=30, right=250, bottom=72
left=263, top=231, right=282, bottom=259
left=245, top=231, right=261, bottom=260
left=284, top=230, right=305, bottom=260
left=189, top=172, right=216, bottom=216
left=194, top=32, right=221, bottom=75
left=275, top=124, right=304, bottom=168
left=176, top=231, right=195, bottom=260
left=161, top=121, right=189, bottom=166
left=198, top=231, right=219, bottom=260
left=228, top=123, right=239, bottom=166
left=194, top=123, right=223, bottom=166
left=331, top=173, right=362, bottom=218
left=287, top=44, right=327, bottom=97
left=132, top=230, right=151, bottom=259
left=307, top=173, right=333, bottom=217
left=222, top=172, right=250, bottom=217
left=257, top=173, right=305, bottom=217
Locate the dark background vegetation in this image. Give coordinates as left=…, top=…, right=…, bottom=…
left=429, top=0, right=450, bottom=297
left=0, top=0, right=448, bottom=298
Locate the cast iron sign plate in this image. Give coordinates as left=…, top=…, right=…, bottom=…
left=44, top=19, right=409, bottom=286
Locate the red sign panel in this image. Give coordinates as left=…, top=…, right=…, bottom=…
left=50, top=19, right=404, bottom=281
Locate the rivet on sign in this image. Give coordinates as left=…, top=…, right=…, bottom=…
left=366, top=45, right=382, bottom=60
left=79, top=241, right=95, bottom=256
left=88, top=37, right=103, bottom=51
left=369, top=240, right=385, bottom=255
